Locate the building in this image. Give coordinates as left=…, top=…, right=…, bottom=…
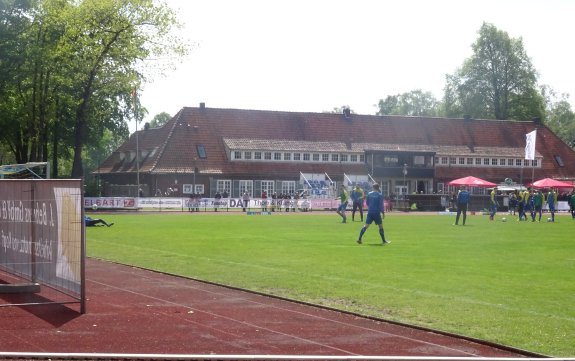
left=95, top=104, right=575, bottom=203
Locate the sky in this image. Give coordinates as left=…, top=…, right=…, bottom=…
left=135, top=0, right=575, bottom=132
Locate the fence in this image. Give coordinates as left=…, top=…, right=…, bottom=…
left=0, top=179, right=85, bottom=313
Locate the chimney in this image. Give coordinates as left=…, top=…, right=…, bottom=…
left=199, top=102, right=205, bottom=110
left=343, top=108, right=351, bottom=119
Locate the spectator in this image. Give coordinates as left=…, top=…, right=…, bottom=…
left=214, top=190, right=222, bottom=212
left=261, top=190, right=268, bottom=211
left=242, top=191, right=250, bottom=212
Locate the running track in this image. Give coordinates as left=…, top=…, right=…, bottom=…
left=0, top=258, right=541, bottom=357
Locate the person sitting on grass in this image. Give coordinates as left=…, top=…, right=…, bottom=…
left=85, top=215, right=114, bottom=227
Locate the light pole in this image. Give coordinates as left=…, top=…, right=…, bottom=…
left=402, top=163, right=408, bottom=205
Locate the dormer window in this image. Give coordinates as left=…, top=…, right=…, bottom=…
left=197, top=145, right=207, bottom=159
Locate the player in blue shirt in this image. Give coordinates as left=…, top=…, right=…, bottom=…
left=454, top=186, right=470, bottom=225
left=356, top=183, right=390, bottom=245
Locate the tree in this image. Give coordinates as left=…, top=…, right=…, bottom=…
left=376, top=90, right=440, bottom=116
left=64, top=0, right=187, bottom=178
left=0, top=0, right=188, bottom=178
left=545, top=95, right=575, bottom=148
left=444, top=23, right=545, bottom=120
left=149, top=112, right=172, bottom=128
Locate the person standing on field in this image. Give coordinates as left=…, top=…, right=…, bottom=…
left=351, top=184, right=365, bottom=222
left=454, top=186, right=470, bottom=226
left=546, top=188, right=556, bottom=222
left=533, top=189, right=543, bottom=222
left=569, top=190, right=575, bottom=219
left=489, top=187, right=498, bottom=221
left=356, top=183, right=390, bottom=245
left=336, top=184, right=349, bottom=223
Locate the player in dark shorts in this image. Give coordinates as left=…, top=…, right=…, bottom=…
left=356, top=183, right=390, bottom=245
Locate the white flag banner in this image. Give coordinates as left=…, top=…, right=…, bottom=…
left=525, top=130, right=537, bottom=160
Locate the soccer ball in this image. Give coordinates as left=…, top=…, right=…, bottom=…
left=547, top=217, right=552, bottom=222
left=501, top=217, right=506, bottom=222
left=92, top=204, right=98, bottom=211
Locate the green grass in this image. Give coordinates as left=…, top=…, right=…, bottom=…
left=86, top=212, right=575, bottom=357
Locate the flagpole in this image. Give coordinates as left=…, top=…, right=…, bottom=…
left=133, top=89, right=140, bottom=198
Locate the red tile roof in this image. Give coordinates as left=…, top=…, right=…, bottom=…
left=96, top=106, right=575, bottom=183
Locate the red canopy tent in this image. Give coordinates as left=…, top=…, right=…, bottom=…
left=448, top=176, right=497, bottom=188
left=529, top=178, right=574, bottom=189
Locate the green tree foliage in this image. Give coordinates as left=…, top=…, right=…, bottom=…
left=376, top=90, right=440, bottom=116
left=545, top=96, right=575, bottom=148
left=0, top=0, right=187, bottom=177
left=149, top=111, right=172, bottom=128
left=443, top=23, right=545, bottom=120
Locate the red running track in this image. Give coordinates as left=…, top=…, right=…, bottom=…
left=0, top=258, right=536, bottom=357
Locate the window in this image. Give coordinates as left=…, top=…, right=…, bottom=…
left=293, top=153, right=300, bottom=161
left=322, top=154, right=329, bottom=162
left=483, top=158, right=490, bottom=165
left=261, top=180, right=274, bottom=194
left=351, top=154, right=358, bottom=162
left=281, top=181, right=296, bottom=194
left=434, top=156, right=439, bottom=164
left=467, top=158, right=473, bottom=165
left=244, top=151, right=252, bottom=160
left=523, top=159, right=530, bottom=166
left=554, top=155, right=564, bottom=167
left=303, top=153, right=310, bottom=161
left=234, top=151, right=242, bottom=160
left=449, top=157, right=456, bottom=165
left=508, top=158, right=514, bottom=166
left=284, top=152, right=291, bottom=161
left=491, top=158, right=498, bottom=166
left=217, top=180, right=231, bottom=195
left=475, top=158, right=481, bottom=165
left=239, top=180, right=253, bottom=197
left=341, top=154, right=348, bottom=162
left=458, top=157, right=465, bottom=165
left=194, top=184, right=204, bottom=194
left=254, top=152, right=262, bottom=160
left=500, top=159, right=506, bottom=166
left=331, top=154, right=339, bottom=162
left=384, top=156, right=399, bottom=165
left=264, top=152, right=272, bottom=160
left=274, top=152, right=282, bottom=160
left=441, top=157, right=448, bottom=165
left=313, top=154, right=320, bottom=161
left=532, top=159, right=538, bottom=167
left=359, top=154, right=365, bottom=162
left=516, top=159, right=522, bottom=166
left=197, top=145, right=207, bottom=159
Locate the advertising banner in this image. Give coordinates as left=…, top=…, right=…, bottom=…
left=0, top=179, right=83, bottom=296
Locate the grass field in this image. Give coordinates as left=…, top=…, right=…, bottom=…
left=86, top=211, right=575, bottom=357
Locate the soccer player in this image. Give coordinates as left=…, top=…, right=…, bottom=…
left=546, top=188, right=556, bottom=222
left=85, top=216, right=113, bottom=227
left=350, top=185, right=365, bottom=222
left=336, top=184, right=349, bottom=223
left=489, top=187, right=498, bottom=221
left=454, top=186, right=470, bottom=225
left=533, top=189, right=544, bottom=222
left=356, top=183, right=390, bottom=245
